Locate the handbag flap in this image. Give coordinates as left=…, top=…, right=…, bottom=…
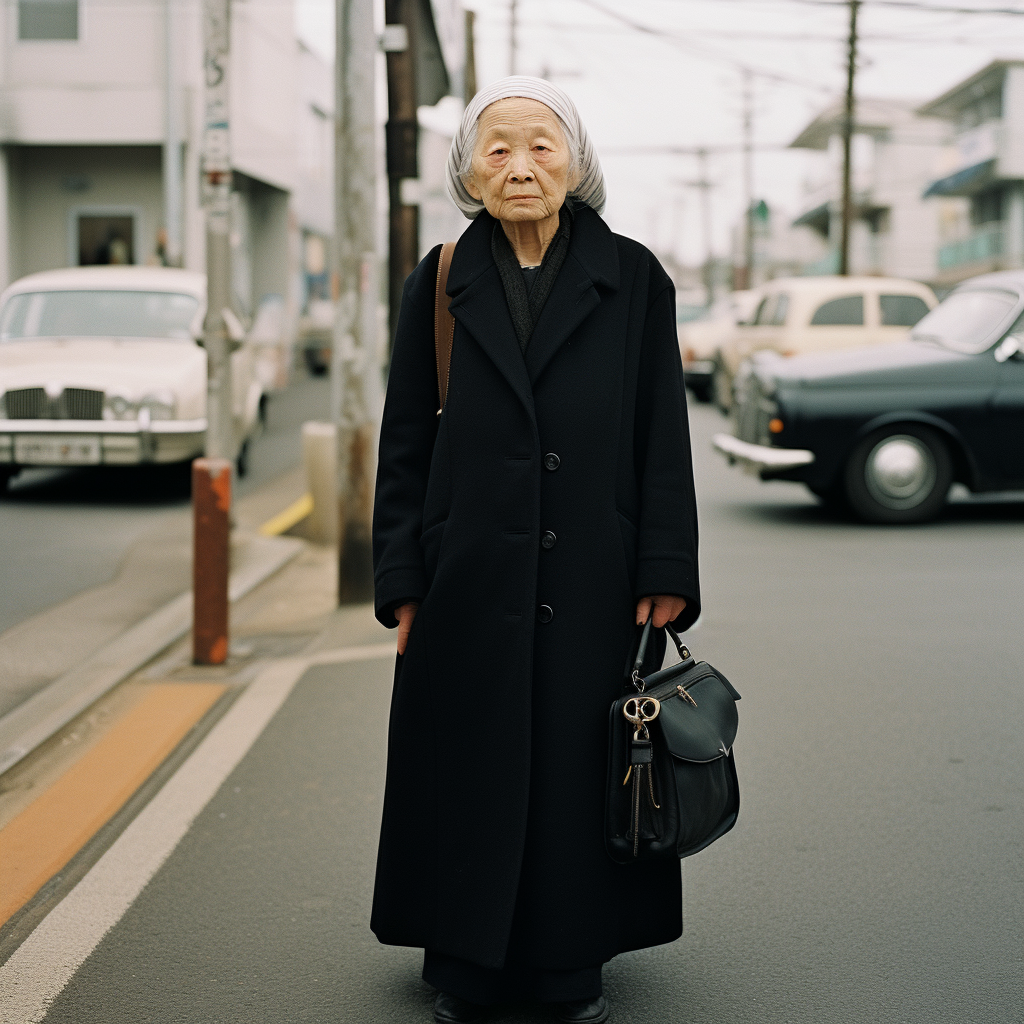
left=654, top=670, right=739, bottom=763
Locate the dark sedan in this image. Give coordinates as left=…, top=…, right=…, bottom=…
left=712, top=271, right=1024, bottom=523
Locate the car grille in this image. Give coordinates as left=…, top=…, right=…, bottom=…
left=735, top=376, right=775, bottom=446
left=3, top=387, right=105, bottom=420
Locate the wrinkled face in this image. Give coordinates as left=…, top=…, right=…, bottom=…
left=464, top=98, right=576, bottom=224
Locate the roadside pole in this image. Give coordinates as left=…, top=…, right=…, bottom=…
left=195, top=0, right=234, bottom=664
left=333, top=0, right=377, bottom=603
left=739, top=69, right=754, bottom=291
left=838, top=0, right=860, bottom=276
left=384, top=0, right=418, bottom=356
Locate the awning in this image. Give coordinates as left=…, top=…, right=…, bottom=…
left=792, top=202, right=830, bottom=234
left=922, top=159, right=997, bottom=198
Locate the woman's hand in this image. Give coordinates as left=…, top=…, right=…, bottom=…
left=395, top=602, right=419, bottom=655
left=636, top=595, right=687, bottom=629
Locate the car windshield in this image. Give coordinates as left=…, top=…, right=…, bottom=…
left=910, top=288, right=1018, bottom=354
left=0, top=290, right=200, bottom=341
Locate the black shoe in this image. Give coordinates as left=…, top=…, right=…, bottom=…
left=433, top=991, right=487, bottom=1024
left=556, top=996, right=610, bottom=1023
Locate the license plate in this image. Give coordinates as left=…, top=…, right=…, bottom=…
left=15, top=434, right=102, bottom=465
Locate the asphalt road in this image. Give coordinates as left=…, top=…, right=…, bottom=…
left=0, top=371, right=330, bottom=635
left=19, top=399, right=1024, bottom=1022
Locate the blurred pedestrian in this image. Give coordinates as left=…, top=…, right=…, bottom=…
left=372, top=76, right=700, bottom=1024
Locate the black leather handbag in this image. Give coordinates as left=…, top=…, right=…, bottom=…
left=606, top=620, right=741, bottom=863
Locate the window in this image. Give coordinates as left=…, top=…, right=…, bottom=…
left=750, top=296, right=769, bottom=325
left=880, top=294, right=930, bottom=328
left=971, top=187, right=1003, bottom=226
left=1, top=291, right=200, bottom=341
left=18, top=0, right=78, bottom=40
left=910, top=288, right=1018, bottom=355
left=78, top=216, right=134, bottom=266
left=754, top=294, right=785, bottom=326
left=810, top=295, right=864, bottom=326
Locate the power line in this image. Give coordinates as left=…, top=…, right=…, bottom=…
left=659, top=0, right=1024, bottom=13
left=573, top=0, right=836, bottom=93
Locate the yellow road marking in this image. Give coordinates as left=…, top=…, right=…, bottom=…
left=0, top=682, right=225, bottom=926
left=258, top=493, right=313, bottom=537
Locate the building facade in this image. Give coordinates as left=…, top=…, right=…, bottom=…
left=918, top=61, right=1024, bottom=286
left=0, top=0, right=334, bottom=375
left=786, top=98, right=964, bottom=286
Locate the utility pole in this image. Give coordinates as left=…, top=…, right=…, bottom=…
left=201, top=0, right=233, bottom=462
left=384, top=0, right=418, bottom=355
left=739, top=69, right=754, bottom=290
left=163, top=0, right=182, bottom=267
left=839, top=0, right=860, bottom=276
left=333, top=0, right=377, bottom=603
left=194, top=0, right=234, bottom=666
left=464, top=8, right=478, bottom=102
left=689, top=149, right=715, bottom=306
left=509, top=0, right=518, bottom=76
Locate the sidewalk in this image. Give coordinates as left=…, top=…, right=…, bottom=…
left=0, top=535, right=409, bottom=1023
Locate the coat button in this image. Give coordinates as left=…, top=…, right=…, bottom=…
left=537, top=604, right=554, bottom=623
left=543, top=452, right=560, bottom=471
left=541, top=530, right=557, bottom=549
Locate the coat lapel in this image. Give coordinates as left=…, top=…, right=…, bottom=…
left=446, top=214, right=535, bottom=418
left=445, top=206, right=621, bottom=407
left=523, top=206, right=621, bottom=386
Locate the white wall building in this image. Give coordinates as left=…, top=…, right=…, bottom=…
left=0, top=0, right=335, bottom=372
left=787, top=98, right=964, bottom=286
left=918, top=60, right=1024, bottom=286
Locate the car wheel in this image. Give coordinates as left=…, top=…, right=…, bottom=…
left=0, top=468, right=15, bottom=494
left=236, top=440, right=251, bottom=479
left=304, top=349, right=329, bottom=376
left=844, top=426, right=952, bottom=524
left=688, top=381, right=712, bottom=404
left=807, top=481, right=845, bottom=509
left=712, top=359, right=732, bottom=414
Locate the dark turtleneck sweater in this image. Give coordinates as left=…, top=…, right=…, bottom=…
left=490, top=204, right=573, bottom=353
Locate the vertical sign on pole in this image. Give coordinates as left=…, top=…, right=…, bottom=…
left=202, top=0, right=234, bottom=462
left=195, top=0, right=234, bottom=664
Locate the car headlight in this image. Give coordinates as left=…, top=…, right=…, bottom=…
left=139, top=392, right=176, bottom=420
left=104, top=394, right=136, bottom=420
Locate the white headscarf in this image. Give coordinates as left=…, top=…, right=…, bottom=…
left=445, top=76, right=606, bottom=220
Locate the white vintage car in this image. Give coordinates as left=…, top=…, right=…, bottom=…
left=0, top=266, right=264, bottom=489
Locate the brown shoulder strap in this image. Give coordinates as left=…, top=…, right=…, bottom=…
left=434, top=241, right=457, bottom=413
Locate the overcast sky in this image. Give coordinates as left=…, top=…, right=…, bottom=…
left=296, top=0, right=1024, bottom=265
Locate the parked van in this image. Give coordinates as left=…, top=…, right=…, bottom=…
left=712, top=276, right=937, bottom=410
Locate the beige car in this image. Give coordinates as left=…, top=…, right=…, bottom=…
left=678, top=289, right=763, bottom=402
left=712, top=276, right=938, bottom=410
left=0, top=266, right=265, bottom=489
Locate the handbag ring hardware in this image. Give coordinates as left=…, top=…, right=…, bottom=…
left=623, top=696, right=661, bottom=728
left=676, top=684, right=698, bottom=708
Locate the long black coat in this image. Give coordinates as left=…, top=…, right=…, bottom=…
left=371, top=205, right=701, bottom=971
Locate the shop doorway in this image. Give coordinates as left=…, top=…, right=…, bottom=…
left=76, top=214, right=136, bottom=266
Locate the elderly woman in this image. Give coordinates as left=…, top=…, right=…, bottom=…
left=371, top=78, right=700, bottom=1024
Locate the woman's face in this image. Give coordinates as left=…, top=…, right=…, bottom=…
left=465, top=98, right=576, bottom=224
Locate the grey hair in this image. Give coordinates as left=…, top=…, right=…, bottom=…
left=446, top=76, right=606, bottom=219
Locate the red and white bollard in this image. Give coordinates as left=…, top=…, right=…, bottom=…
left=192, top=458, right=232, bottom=665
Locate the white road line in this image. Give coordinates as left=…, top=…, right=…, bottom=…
left=0, top=642, right=394, bottom=1024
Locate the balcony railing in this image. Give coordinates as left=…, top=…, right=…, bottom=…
left=938, top=225, right=1003, bottom=270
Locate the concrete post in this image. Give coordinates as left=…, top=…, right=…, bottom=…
left=192, top=458, right=232, bottom=665
left=302, top=421, right=339, bottom=544
left=333, top=0, right=378, bottom=604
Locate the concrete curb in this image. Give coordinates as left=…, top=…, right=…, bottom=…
left=0, top=533, right=303, bottom=776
